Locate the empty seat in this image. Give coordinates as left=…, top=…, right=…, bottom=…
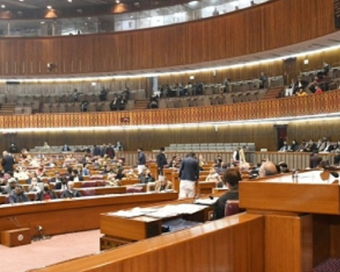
left=14, top=106, right=23, bottom=114
left=65, top=103, right=75, bottom=113
left=50, top=103, right=59, bottom=113
left=87, top=102, right=97, bottom=112
left=58, top=103, right=66, bottom=113
left=41, top=103, right=51, bottom=113
left=22, top=106, right=32, bottom=115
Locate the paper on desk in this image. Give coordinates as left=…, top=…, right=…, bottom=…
left=146, top=204, right=206, bottom=218
left=194, top=197, right=218, bottom=205
left=109, top=207, right=145, bottom=218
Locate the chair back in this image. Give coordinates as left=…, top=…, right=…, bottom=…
left=224, top=200, right=245, bottom=216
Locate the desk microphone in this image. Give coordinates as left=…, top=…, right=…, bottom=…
left=209, top=196, right=214, bottom=200
left=330, top=172, right=339, bottom=178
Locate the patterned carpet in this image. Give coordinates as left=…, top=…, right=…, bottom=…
left=0, top=229, right=101, bottom=272
left=313, top=258, right=340, bottom=272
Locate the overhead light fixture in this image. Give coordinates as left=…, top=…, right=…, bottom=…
left=116, top=0, right=120, bottom=3
left=68, top=0, right=72, bottom=2
left=47, top=5, right=52, bottom=9
left=1, top=5, right=5, bottom=8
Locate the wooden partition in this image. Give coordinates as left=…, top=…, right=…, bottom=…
left=240, top=172, right=340, bottom=271
left=0, top=192, right=178, bottom=243
left=32, top=213, right=264, bottom=272
left=0, top=0, right=335, bottom=77
left=1, top=90, right=340, bottom=129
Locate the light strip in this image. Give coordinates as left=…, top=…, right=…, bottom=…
left=0, top=39, right=339, bottom=84
left=1, top=112, right=339, bottom=133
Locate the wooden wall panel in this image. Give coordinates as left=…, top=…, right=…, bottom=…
left=32, top=214, right=264, bottom=272
left=0, top=0, right=335, bottom=77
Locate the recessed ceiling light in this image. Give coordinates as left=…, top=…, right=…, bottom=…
left=68, top=0, right=72, bottom=2
left=19, top=0, right=24, bottom=2
left=1, top=5, right=5, bottom=8
left=47, top=5, right=52, bottom=9
left=40, top=21, right=45, bottom=24
left=116, top=0, right=120, bottom=3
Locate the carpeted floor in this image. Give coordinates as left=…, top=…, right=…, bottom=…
left=313, top=258, right=340, bottom=272
left=0, top=229, right=101, bottom=272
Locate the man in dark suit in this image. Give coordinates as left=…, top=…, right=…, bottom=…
left=137, top=147, right=146, bottom=174
left=178, top=153, right=199, bottom=199
left=9, top=185, right=30, bottom=204
left=2, top=151, right=15, bottom=174
left=49, top=171, right=62, bottom=185
left=213, top=168, right=241, bottom=220
left=54, top=177, right=69, bottom=190
left=310, top=152, right=322, bottom=168
left=60, top=181, right=82, bottom=198
left=156, top=147, right=167, bottom=175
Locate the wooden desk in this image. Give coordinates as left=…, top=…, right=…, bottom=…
left=100, top=203, right=210, bottom=243
left=0, top=192, right=178, bottom=243
left=239, top=170, right=340, bottom=272
left=198, top=181, right=216, bottom=195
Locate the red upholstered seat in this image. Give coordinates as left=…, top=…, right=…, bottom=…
left=224, top=200, right=245, bottom=216
left=81, top=189, right=96, bottom=196
left=90, top=175, right=104, bottom=180
left=81, top=181, right=97, bottom=188
left=95, top=181, right=106, bottom=187
left=126, top=186, right=144, bottom=193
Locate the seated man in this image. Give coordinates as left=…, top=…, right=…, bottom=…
left=147, top=175, right=172, bottom=192
left=9, top=184, right=30, bottom=204
left=55, top=177, right=69, bottom=190
left=155, top=176, right=172, bottom=192
left=28, top=177, right=42, bottom=193
left=258, top=161, right=278, bottom=177
left=99, top=87, right=108, bottom=101
left=60, top=181, right=82, bottom=198
left=139, top=168, right=155, bottom=184
left=69, top=169, right=83, bottom=182
left=205, top=168, right=223, bottom=188
left=35, top=183, right=57, bottom=201
left=5, top=178, right=18, bottom=194
left=213, top=168, right=241, bottom=220
left=49, top=171, right=62, bottom=185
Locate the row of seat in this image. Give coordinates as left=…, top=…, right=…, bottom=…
left=15, top=100, right=135, bottom=114
left=13, top=89, right=146, bottom=104
left=166, top=142, right=256, bottom=151
left=158, top=90, right=266, bottom=109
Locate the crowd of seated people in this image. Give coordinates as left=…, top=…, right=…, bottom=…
left=110, top=94, right=127, bottom=111
left=285, top=62, right=337, bottom=97
left=158, top=81, right=204, bottom=98
left=278, top=137, right=340, bottom=154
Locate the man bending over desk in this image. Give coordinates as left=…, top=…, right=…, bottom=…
left=213, top=169, right=241, bottom=220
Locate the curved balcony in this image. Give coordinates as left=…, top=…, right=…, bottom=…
left=0, top=89, right=339, bottom=130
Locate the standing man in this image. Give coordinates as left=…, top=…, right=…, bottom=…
left=179, top=152, right=199, bottom=199
left=137, top=147, right=146, bottom=174
left=156, top=147, right=167, bottom=175
left=2, top=151, right=15, bottom=174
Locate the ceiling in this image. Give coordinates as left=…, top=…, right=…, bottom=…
left=0, top=0, right=138, bottom=9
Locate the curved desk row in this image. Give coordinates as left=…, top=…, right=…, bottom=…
left=0, top=191, right=178, bottom=243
